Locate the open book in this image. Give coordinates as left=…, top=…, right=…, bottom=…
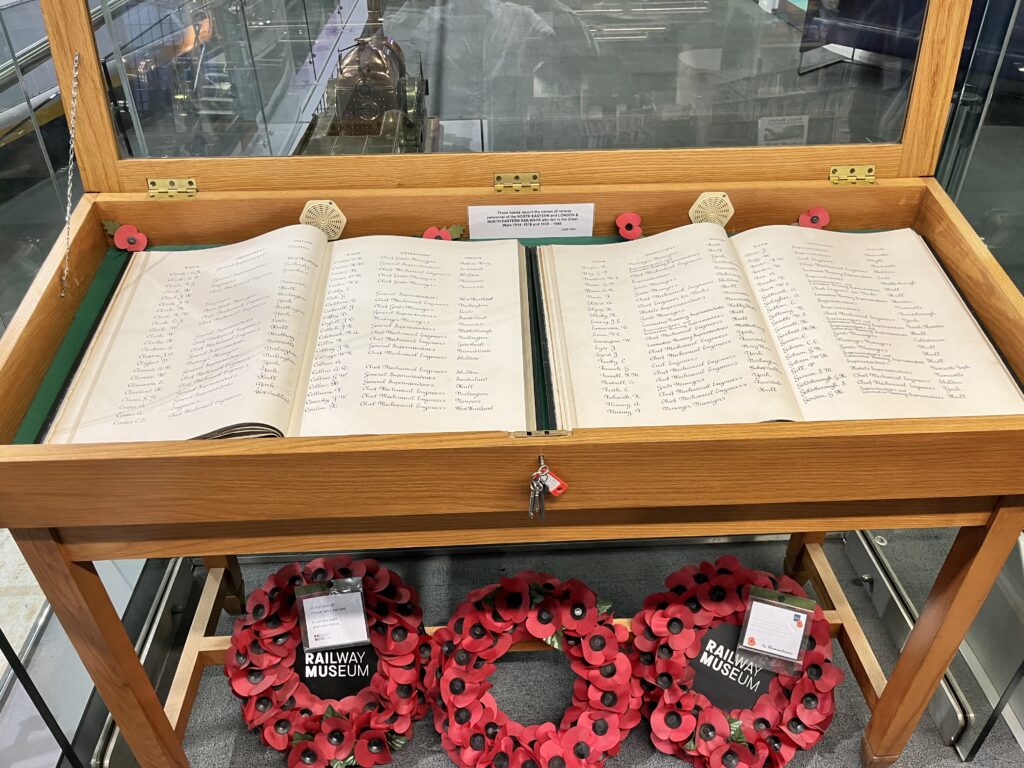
left=48, top=223, right=1024, bottom=443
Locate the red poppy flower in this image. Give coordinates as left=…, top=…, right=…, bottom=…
left=312, top=714, right=355, bottom=758
left=581, top=624, right=617, bottom=665
left=423, top=226, right=453, bottom=240
left=113, top=224, right=148, bottom=252
left=665, top=567, right=701, bottom=595
left=651, top=700, right=698, bottom=744
left=511, top=744, right=541, bottom=768
left=230, top=662, right=276, bottom=697
left=710, top=742, right=761, bottom=768
left=791, top=679, right=834, bottom=726
left=584, top=680, right=629, bottom=715
left=574, top=710, right=621, bottom=754
left=247, top=590, right=271, bottom=624
left=495, top=577, right=531, bottom=623
left=693, top=707, right=730, bottom=757
left=803, top=650, right=843, bottom=693
left=289, top=738, right=334, bottom=768
left=481, top=604, right=515, bottom=634
left=733, top=695, right=782, bottom=744
left=262, top=709, right=305, bottom=751
left=561, top=583, right=598, bottom=635
left=242, top=689, right=281, bottom=728
left=615, top=212, right=643, bottom=240
left=536, top=725, right=591, bottom=768
left=526, top=598, right=561, bottom=639
left=696, top=577, right=743, bottom=618
left=676, top=590, right=716, bottom=627
left=581, top=652, right=631, bottom=690
left=798, top=206, right=830, bottom=229
left=354, top=729, right=392, bottom=766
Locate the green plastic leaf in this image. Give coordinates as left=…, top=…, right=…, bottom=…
left=448, top=224, right=466, bottom=239
left=683, top=736, right=697, bottom=752
left=728, top=716, right=747, bottom=745
left=292, top=732, right=314, bottom=745
left=332, top=756, right=356, bottom=768
left=596, top=598, right=613, bottom=616
left=387, top=733, right=409, bottom=751
left=101, top=220, right=120, bottom=236
left=324, top=704, right=340, bottom=720
left=528, top=583, right=547, bottom=607
left=542, top=629, right=564, bottom=651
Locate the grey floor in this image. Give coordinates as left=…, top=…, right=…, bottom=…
left=184, top=538, right=1024, bottom=768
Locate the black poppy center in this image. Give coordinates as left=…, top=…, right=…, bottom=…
left=754, top=717, right=770, bottom=731
left=538, top=609, right=553, bottom=624
left=274, top=719, right=290, bottom=734
left=639, top=652, right=654, bottom=665
left=709, top=586, right=727, bottom=601
left=455, top=708, right=471, bottom=724
left=397, top=684, right=413, bottom=698
left=593, top=718, right=609, bottom=736
left=687, top=598, right=702, bottom=612
left=768, top=735, right=782, bottom=751
left=665, top=711, right=683, bottom=729
left=699, top=723, right=717, bottom=740
left=255, top=696, right=271, bottom=711
left=455, top=649, right=471, bottom=665
left=807, top=664, right=823, bottom=681
left=247, top=669, right=263, bottom=684
left=550, top=758, right=566, bottom=768
left=600, top=663, right=616, bottom=678
left=453, top=618, right=465, bottom=635
left=723, top=750, right=740, bottom=768
left=328, top=729, right=345, bottom=745
left=656, top=673, right=673, bottom=689
left=694, top=573, right=709, bottom=584
left=506, top=592, right=523, bottom=609
left=252, top=604, right=266, bottom=620
left=802, top=693, right=819, bottom=710
left=368, top=738, right=385, bottom=754
left=485, top=722, right=499, bottom=739
left=301, top=749, right=317, bottom=764
left=494, top=753, right=509, bottom=768
left=589, top=635, right=606, bottom=651
left=273, top=634, right=288, bottom=645
left=450, top=678, right=466, bottom=694
left=470, top=733, right=485, bottom=750
left=234, top=650, right=246, bottom=664
left=265, top=615, right=281, bottom=629
left=658, top=645, right=673, bottom=659
left=600, top=691, right=617, bottom=707
left=312, top=568, right=328, bottom=581
left=788, top=718, right=806, bottom=734
left=470, top=623, right=486, bottom=639
left=574, top=742, right=590, bottom=759
left=392, top=626, right=407, bottom=642
left=571, top=603, right=586, bottom=619
left=668, top=618, right=684, bottom=634
left=523, top=762, right=538, bottom=768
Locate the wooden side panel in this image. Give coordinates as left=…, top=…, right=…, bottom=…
left=113, top=145, right=902, bottom=192
left=916, top=179, right=1024, bottom=380
left=38, top=0, right=121, bottom=192
left=92, top=180, right=926, bottom=244
left=898, top=0, right=973, bottom=177
left=0, top=195, right=107, bottom=442
left=1, top=418, right=1023, bottom=528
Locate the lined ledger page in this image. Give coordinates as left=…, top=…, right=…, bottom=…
left=48, top=225, right=329, bottom=443
left=732, top=226, right=1024, bottom=420
left=543, top=224, right=801, bottom=428
left=295, top=236, right=529, bottom=436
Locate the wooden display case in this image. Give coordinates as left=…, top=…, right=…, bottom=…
left=2, top=1, right=1024, bottom=767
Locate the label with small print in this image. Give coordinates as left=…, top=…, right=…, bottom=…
left=736, top=586, right=815, bottom=668
left=297, top=579, right=370, bottom=652
left=543, top=471, right=568, bottom=496
left=468, top=204, right=595, bottom=239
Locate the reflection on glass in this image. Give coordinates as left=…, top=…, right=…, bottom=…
left=0, top=1, right=69, bottom=330
left=96, top=0, right=927, bottom=157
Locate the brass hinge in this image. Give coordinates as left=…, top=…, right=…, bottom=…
left=147, top=178, right=198, bottom=199
left=494, top=172, right=541, bottom=193
left=829, top=165, right=875, bottom=186
left=512, top=429, right=571, bottom=438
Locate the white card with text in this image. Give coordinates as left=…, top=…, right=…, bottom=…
left=301, top=591, right=370, bottom=650
left=741, top=599, right=809, bottom=661
left=468, top=204, right=595, bottom=239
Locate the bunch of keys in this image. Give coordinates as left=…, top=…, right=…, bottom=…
left=528, top=455, right=568, bottom=519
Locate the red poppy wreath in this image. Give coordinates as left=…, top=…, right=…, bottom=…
left=629, top=556, right=844, bottom=768
left=427, top=571, right=642, bottom=768
left=225, top=557, right=430, bottom=768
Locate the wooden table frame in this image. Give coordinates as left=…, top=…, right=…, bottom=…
left=9, top=501, right=1024, bottom=768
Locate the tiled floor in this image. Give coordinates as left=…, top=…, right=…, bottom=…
left=0, top=530, right=45, bottom=677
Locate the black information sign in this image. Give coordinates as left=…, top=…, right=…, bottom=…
left=690, top=623, right=777, bottom=712
left=293, top=642, right=378, bottom=700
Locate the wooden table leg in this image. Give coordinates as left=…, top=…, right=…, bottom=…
left=202, top=555, right=245, bottom=614
left=783, top=532, right=826, bottom=584
left=12, top=528, right=188, bottom=768
left=861, top=500, right=1024, bottom=768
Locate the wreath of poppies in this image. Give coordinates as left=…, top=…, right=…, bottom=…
left=629, top=556, right=844, bottom=768
left=225, top=557, right=430, bottom=768
left=427, top=571, right=642, bottom=768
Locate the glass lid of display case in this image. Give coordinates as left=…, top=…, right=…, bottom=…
left=88, top=0, right=935, bottom=158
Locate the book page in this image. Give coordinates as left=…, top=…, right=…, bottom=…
left=732, top=226, right=1024, bottom=420
left=49, top=225, right=328, bottom=443
left=295, top=236, right=529, bottom=436
left=543, top=224, right=801, bottom=428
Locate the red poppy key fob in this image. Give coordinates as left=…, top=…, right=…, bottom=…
left=543, top=471, right=568, bottom=497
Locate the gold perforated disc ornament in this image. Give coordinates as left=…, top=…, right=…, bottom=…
left=688, top=192, right=735, bottom=226
left=300, top=200, right=347, bottom=240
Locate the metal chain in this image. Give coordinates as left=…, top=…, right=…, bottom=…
left=60, top=52, right=80, bottom=298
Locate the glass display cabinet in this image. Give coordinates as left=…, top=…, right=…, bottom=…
left=2, top=2, right=1024, bottom=768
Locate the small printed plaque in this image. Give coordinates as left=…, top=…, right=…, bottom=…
left=297, top=578, right=370, bottom=651
left=468, top=204, right=595, bottom=239
left=294, top=643, right=378, bottom=700
left=737, top=587, right=815, bottom=668
left=691, top=623, right=777, bottom=712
